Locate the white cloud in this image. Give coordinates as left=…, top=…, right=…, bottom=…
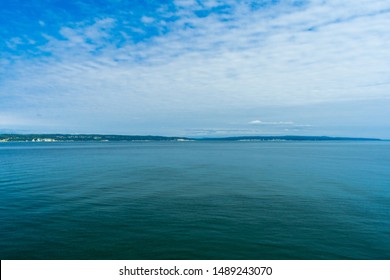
left=249, top=120, right=263, bottom=125
left=1, top=0, right=390, bottom=136
left=141, top=16, right=155, bottom=24
left=6, top=37, right=24, bottom=49
left=249, top=120, right=295, bottom=125
left=174, top=0, right=200, bottom=8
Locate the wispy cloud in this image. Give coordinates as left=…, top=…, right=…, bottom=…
left=141, top=16, right=155, bottom=24
left=249, top=120, right=295, bottom=125
left=1, top=0, right=389, bottom=136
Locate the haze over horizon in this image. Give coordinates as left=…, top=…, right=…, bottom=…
left=1, top=0, right=389, bottom=138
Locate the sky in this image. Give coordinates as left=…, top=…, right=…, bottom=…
left=1, top=0, right=389, bottom=138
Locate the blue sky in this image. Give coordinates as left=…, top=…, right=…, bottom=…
left=1, top=0, right=389, bottom=138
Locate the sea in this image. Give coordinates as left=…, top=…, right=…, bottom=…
left=0, top=141, right=389, bottom=259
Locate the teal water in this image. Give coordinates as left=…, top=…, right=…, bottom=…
left=0, top=141, right=389, bottom=259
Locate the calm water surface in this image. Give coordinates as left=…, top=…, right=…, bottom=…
left=0, top=141, right=389, bottom=259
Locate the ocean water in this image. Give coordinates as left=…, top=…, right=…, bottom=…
left=0, top=141, right=389, bottom=260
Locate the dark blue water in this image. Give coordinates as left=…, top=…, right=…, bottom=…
left=0, top=141, right=389, bottom=259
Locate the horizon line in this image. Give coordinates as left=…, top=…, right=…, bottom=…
left=0, top=133, right=385, bottom=141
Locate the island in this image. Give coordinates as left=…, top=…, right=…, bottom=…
left=0, top=134, right=382, bottom=142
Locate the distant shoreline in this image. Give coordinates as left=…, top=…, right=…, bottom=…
left=0, top=134, right=383, bottom=142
